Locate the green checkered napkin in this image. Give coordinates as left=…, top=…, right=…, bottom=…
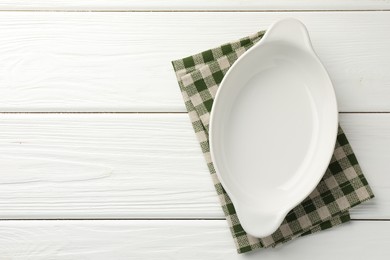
left=171, top=30, right=374, bottom=254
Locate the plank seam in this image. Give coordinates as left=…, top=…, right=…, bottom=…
left=0, top=10, right=388, bottom=12
left=0, top=218, right=387, bottom=221
left=0, top=112, right=389, bottom=114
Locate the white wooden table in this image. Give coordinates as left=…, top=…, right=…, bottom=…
left=0, top=1, right=389, bottom=259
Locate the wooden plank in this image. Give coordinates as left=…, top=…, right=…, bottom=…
left=0, top=12, right=389, bottom=112
left=0, top=0, right=388, bottom=11
left=0, top=113, right=387, bottom=219
left=0, top=220, right=388, bottom=259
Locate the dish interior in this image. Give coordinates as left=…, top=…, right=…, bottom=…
left=212, top=42, right=336, bottom=210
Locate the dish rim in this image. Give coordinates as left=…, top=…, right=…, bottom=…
left=208, top=18, right=339, bottom=238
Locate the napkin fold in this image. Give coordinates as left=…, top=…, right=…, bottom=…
left=171, top=30, right=374, bottom=254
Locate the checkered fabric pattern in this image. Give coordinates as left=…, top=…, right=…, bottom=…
left=171, top=30, right=374, bottom=254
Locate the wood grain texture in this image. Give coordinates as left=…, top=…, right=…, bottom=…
left=0, top=113, right=387, bottom=219
left=0, top=0, right=388, bottom=11
left=0, top=220, right=388, bottom=259
left=0, top=12, right=389, bottom=112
